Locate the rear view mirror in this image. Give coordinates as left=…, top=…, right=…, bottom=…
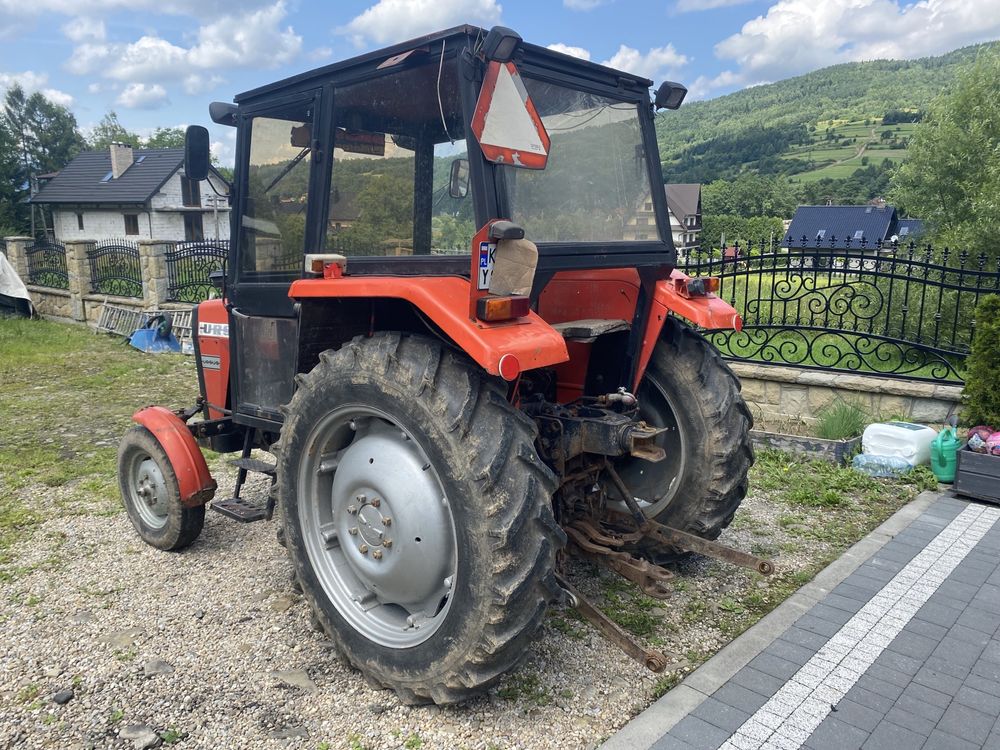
left=184, top=125, right=210, bottom=181
left=449, top=159, right=470, bottom=198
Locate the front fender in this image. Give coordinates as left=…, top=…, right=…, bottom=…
left=632, top=271, right=742, bottom=391
left=289, top=276, right=569, bottom=378
left=132, top=406, right=217, bottom=507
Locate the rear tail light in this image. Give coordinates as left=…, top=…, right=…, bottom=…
left=675, top=276, right=719, bottom=298
left=476, top=294, right=531, bottom=322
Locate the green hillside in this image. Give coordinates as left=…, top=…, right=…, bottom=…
left=656, top=42, right=998, bottom=185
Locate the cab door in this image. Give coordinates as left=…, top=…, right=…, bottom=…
left=229, top=90, right=325, bottom=425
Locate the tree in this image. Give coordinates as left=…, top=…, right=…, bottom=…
left=890, top=49, right=1000, bottom=258
left=2, top=84, right=84, bottom=232
left=145, top=127, right=186, bottom=149
left=87, top=111, right=141, bottom=150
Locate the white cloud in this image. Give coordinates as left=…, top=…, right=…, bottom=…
left=601, top=43, right=689, bottom=81
left=674, top=0, right=751, bottom=11
left=0, top=70, right=74, bottom=106
left=339, top=0, right=501, bottom=46
left=61, top=16, right=105, bottom=41
left=563, top=0, right=605, bottom=9
left=309, top=46, right=334, bottom=61
left=708, top=0, right=1000, bottom=95
left=117, top=82, right=169, bottom=109
left=66, top=1, right=300, bottom=99
left=546, top=43, right=591, bottom=60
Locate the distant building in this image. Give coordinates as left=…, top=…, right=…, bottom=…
left=624, top=183, right=701, bottom=253
left=30, top=143, right=230, bottom=243
left=785, top=204, right=922, bottom=249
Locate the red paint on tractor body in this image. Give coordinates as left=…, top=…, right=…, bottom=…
left=289, top=275, right=569, bottom=377
left=132, top=406, right=217, bottom=507
left=196, top=298, right=231, bottom=420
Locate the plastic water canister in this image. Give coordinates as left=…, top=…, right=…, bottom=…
left=930, top=427, right=960, bottom=483
left=852, top=453, right=914, bottom=477
left=861, top=422, right=938, bottom=466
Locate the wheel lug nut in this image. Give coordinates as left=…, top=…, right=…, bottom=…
left=372, top=550, right=383, bottom=560
left=359, top=544, right=369, bottom=555
left=356, top=494, right=366, bottom=503
left=382, top=538, right=393, bottom=548
left=348, top=527, right=358, bottom=536
left=347, top=505, right=358, bottom=515
left=382, top=517, right=392, bottom=526
left=370, top=498, right=381, bottom=508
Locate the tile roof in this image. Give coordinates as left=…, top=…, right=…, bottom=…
left=31, top=148, right=185, bottom=206
left=786, top=205, right=902, bottom=249
left=665, top=183, right=701, bottom=220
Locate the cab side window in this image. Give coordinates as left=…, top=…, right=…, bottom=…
left=240, top=100, right=315, bottom=276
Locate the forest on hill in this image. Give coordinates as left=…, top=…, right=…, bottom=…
left=655, top=41, right=997, bottom=184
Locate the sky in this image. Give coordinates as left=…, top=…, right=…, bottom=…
left=2, top=0, right=1000, bottom=165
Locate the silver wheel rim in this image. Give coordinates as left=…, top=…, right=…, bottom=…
left=298, top=406, right=458, bottom=648
left=127, top=454, right=170, bottom=529
left=615, top=376, right=687, bottom=517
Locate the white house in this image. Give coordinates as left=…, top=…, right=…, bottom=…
left=31, top=143, right=231, bottom=244
left=623, top=183, right=702, bottom=253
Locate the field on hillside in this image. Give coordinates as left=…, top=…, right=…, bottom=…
left=785, top=120, right=918, bottom=184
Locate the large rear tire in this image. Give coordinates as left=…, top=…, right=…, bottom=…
left=615, top=318, right=753, bottom=540
left=276, top=333, right=563, bottom=704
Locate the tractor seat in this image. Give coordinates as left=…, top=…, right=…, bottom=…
left=550, top=319, right=629, bottom=343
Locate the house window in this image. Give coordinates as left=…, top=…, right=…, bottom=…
left=644, top=201, right=652, bottom=211
left=637, top=217, right=648, bottom=226
left=816, top=229, right=826, bottom=240
left=124, top=213, right=140, bottom=235
left=181, top=176, right=201, bottom=208
left=184, top=212, right=204, bottom=242
left=76, top=213, right=84, bottom=231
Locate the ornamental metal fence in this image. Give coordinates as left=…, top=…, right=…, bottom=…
left=25, top=239, right=69, bottom=289
left=165, top=241, right=229, bottom=302
left=678, top=238, right=1000, bottom=383
left=88, top=239, right=142, bottom=297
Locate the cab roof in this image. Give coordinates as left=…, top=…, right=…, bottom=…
left=234, top=25, right=654, bottom=105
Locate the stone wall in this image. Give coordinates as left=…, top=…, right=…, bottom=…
left=731, top=362, right=962, bottom=428
left=4, top=236, right=195, bottom=325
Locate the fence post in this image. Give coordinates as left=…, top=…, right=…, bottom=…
left=64, top=240, right=95, bottom=322
left=139, top=240, right=171, bottom=308
left=3, top=236, right=32, bottom=278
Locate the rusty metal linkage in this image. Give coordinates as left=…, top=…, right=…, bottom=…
left=639, top=517, right=775, bottom=576
left=555, top=573, right=673, bottom=673
left=565, top=523, right=673, bottom=599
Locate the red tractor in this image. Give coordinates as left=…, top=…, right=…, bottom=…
left=118, top=24, right=762, bottom=704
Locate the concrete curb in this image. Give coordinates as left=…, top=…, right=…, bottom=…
left=600, top=490, right=943, bottom=750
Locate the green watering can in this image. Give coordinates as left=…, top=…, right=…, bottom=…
left=930, top=420, right=960, bottom=483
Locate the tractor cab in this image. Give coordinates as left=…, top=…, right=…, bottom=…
left=121, top=25, right=759, bottom=706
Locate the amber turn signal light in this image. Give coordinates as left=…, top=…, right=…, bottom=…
left=476, top=294, right=531, bottom=322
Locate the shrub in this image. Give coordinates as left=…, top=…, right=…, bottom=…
left=815, top=400, right=868, bottom=440
left=962, top=295, right=1000, bottom=426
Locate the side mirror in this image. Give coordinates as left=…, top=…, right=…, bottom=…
left=449, top=159, right=470, bottom=198
left=654, top=81, right=687, bottom=111
left=184, top=125, right=210, bottom=181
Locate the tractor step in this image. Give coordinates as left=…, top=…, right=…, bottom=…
left=228, top=457, right=277, bottom=475
left=210, top=497, right=268, bottom=522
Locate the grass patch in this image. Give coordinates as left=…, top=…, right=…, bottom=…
left=498, top=671, right=552, bottom=706
left=815, top=401, right=868, bottom=440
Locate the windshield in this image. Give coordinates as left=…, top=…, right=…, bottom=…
left=502, top=79, right=657, bottom=244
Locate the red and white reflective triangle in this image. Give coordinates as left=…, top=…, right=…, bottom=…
left=471, top=60, right=550, bottom=170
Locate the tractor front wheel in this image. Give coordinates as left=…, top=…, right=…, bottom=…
left=615, top=318, right=753, bottom=541
left=276, top=333, right=563, bottom=704
left=117, top=426, right=205, bottom=551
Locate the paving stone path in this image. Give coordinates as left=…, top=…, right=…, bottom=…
left=609, top=495, right=1000, bottom=750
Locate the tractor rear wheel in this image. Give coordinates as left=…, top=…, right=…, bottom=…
left=615, top=318, right=753, bottom=541
left=118, top=426, right=205, bottom=551
left=276, top=333, right=563, bottom=704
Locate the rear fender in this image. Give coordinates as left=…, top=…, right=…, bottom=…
left=632, top=270, right=742, bottom=391
left=289, top=276, right=569, bottom=378
left=132, top=406, right=217, bottom=507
